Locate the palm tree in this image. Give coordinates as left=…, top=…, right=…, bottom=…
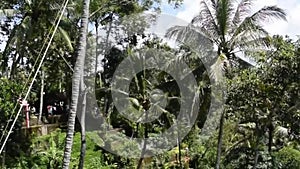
left=62, top=0, right=90, bottom=168
left=167, top=0, right=286, bottom=68
left=166, top=0, right=286, bottom=168
left=78, top=79, right=87, bottom=169
left=0, top=0, right=74, bottom=78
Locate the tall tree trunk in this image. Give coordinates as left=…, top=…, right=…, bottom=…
left=59, top=69, right=63, bottom=93
left=268, top=124, right=273, bottom=153
left=95, top=20, right=99, bottom=76
left=10, top=54, right=21, bottom=79
left=137, top=120, right=148, bottom=169
left=62, top=0, right=90, bottom=168
left=267, top=108, right=274, bottom=153
left=137, top=72, right=149, bottom=169
left=253, top=122, right=260, bottom=169
left=78, top=78, right=87, bottom=169
left=177, top=125, right=182, bottom=168
left=38, top=69, right=44, bottom=124
left=215, top=112, right=225, bottom=169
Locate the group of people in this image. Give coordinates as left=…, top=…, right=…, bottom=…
left=46, top=101, right=68, bottom=116
left=18, top=98, right=35, bottom=115
left=18, top=97, right=69, bottom=121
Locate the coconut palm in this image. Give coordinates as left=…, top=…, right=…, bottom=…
left=166, top=0, right=286, bottom=69
left=62, top=0, right=90, bottom=168
left=166, top=1, right=286, bottom=168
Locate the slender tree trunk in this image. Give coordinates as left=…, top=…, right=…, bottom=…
left=10, top=54, right=21, bottom=79
left=253, top=123, right=260, bottom=169
left=177, top=125, right=182, bottom=168
left=59, top=70, right=62, bottom=93
left=62, top=0, right=90, bottom=168
left=137, top=99, right=149, bottom=169
left=38, top=69, right=44, bottom=124
left=254, top=145, right=259, bottom=168
left=137, top=122, right=148, bottom=169
left=267, top=108, right=274, bottom=153
left=135, top=123, right=139, bottom=137
left=95, top=20, right=99, bottom=76
left=268, top=124, right=273, bottom=153
left=215, top=112, right=225, bottom=169
left=78, top=79, right=87, bottom=169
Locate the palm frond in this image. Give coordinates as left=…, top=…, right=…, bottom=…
left=215, top=0, right=234, bottom=38
left=58, top=27, right=74, bottom=52
left=229, top=14, right=269, bottom=49
left=166, top=25, right=204, bottom=42
left=165, top=24, right=213, bottom=52
left=165, top=25, right=192, bottom=43
left=232, top=0, right=254, bottom=25
left=230, top=5, right=285, bottom=51
left=251, top=5, right=287, bottom=23
left=230, top=35, right=272, bottom=66
left=208, top=0, right=217, bottom=10
left=192, top=1, right=219, bottom=40
left=0, top=15, right=30, bottom=70
left=229, top=20, right=268, bottom=49
left=236, top=36, right=272, bottom=50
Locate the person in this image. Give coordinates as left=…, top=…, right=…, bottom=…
left=65, top=104, right=69, bottom=113
left=18, top=98, right=29, bottom=112
left=56, top=101, right=64, bottom=114
left=30, top=105, right=37, bottom=116
left=60, top=101, right=64, bottom=107
left=47, top=105, right=53, bottom=117
left=18, top=98, right=30, bottom=127
left=53, top=103, right=57, bottom=114
left=18, top=97, right=27, bottom=106
left=17, top=97, right=22, bottom=104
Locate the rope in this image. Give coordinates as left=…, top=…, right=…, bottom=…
left=0, top=0, right=70, bottom=154
left=60, top=53, right=74, bottom=72
left=0, top=6, right=62, bottom=145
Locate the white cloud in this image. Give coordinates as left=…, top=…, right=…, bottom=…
left=176, top=0, right=201, bottom=22
left=170, top=0, right=300, bottom=38
left=252, top=0, right=300, bottom=38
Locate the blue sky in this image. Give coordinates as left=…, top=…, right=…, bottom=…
left=161, top=2, right=183, bottom=16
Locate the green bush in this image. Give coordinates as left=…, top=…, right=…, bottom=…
left=274, top=146, right=300, bottom=169
left=14, top=129, right=115, bottom=168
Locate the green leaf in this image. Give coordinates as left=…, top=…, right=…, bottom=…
left=58, top=27, right=74, bottom=52
left=129, top=97, right=140, bottom=107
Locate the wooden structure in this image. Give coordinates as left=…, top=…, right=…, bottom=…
left=21, top=115, right=66, bottom=136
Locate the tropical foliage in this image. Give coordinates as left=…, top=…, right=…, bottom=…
left=0, top=0, right=299, bottom=169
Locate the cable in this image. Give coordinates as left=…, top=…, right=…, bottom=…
left=0, top=8, right=62, bottom=145
left=0, top=0, right=70, bottom=154
left=0, top=3, right=64, bottom=145
left=60, top=53, right=74, bottom=72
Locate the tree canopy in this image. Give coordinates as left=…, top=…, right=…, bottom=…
left=0, top=0, right=299, bottom=168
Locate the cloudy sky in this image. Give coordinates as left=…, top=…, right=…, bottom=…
left=162, top=0, right=300, bottom=38
left=1, top=0, right=299, bottom=51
